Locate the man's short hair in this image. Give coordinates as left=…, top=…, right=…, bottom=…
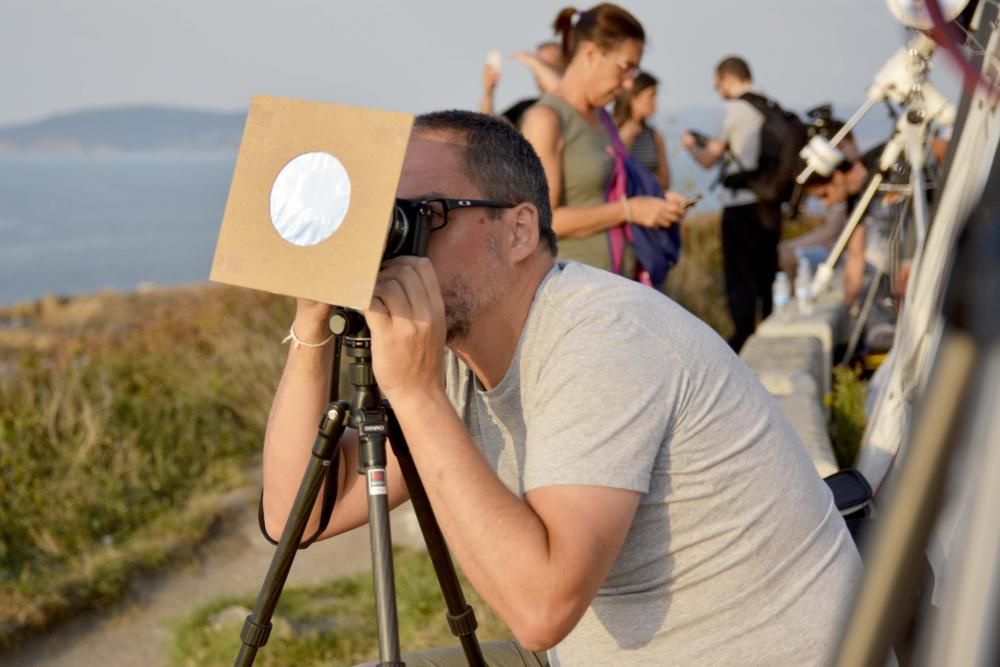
left=414, top=110, right=558, bottom=256
left=715, top=56, right=752, bottom=82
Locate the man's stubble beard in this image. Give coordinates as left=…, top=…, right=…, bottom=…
left=441, top=236, right=509, bottom=345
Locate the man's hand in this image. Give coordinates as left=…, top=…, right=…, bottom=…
left=629, top=193, right=687, bottom=228
left=680, top=131, right=697, bottom=152
left=682, top=133, right=726, bottom=168
left=363, top=257, right=446, bottom=404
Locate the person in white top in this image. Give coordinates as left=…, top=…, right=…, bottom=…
left=682, top=56, right=781, bottom=352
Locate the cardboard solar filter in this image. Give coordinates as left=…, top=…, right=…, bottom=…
left=211, top=95, right=414, bottom=309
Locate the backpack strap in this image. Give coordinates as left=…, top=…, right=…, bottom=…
left=597, top=108, right=628, bottom=158
left=739, top=91, right=774, bottom=115
left=722, top=92, right=774, bottom=185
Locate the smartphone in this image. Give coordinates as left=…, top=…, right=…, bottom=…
left=682, top=194, right=703, bottom=209
left=486, top=50, right=502, bottom=74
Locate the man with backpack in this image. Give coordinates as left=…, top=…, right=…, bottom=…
left=682, top=56, right=805, bottom=352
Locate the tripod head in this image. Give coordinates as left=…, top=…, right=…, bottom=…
left=329, top=307, right=384, bottom=426
left=797, top=33, right=956, bottom=186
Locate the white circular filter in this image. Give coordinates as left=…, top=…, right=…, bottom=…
left=269, top=152, right=351, bottom=247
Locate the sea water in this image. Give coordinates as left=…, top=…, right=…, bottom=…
left=0, top=151, right=236, bottom=307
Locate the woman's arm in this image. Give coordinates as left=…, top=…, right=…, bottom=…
left=479, top=64, right=500, bottom=115
left=521, top=105, right=683, bottom=238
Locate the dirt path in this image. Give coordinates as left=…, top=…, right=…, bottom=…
left=0, top=488, right=424, bottom=667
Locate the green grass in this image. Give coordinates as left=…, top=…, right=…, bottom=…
left=828, top=366, right=868, bottom=468
left=168, top=547, right=512, bottom=666
left=665, top=213, right=733, bottom=339
left=0, top=286, right=292, bottom=645
left=664, top=212, right=825, bottom=341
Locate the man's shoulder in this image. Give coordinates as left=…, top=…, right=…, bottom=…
left=723, top=96, right=765, bottom=123
left=530, top=262, right=723, bottom=358
left=538, top=262, right=665, bottom=314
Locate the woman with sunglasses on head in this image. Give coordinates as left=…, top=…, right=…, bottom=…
left=521, top=4, right=686, bottom=274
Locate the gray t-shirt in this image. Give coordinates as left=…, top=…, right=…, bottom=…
left=444, top=262, right=860, bottom=666
left=719, top=97, right=764, bottom=208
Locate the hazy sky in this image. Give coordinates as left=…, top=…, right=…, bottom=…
left=0, top=0, right=960, bottom=126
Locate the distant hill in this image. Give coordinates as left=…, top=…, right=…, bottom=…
left=0, top=106, right=246, bottom=153
left=0, top=101, right=896, bottom=154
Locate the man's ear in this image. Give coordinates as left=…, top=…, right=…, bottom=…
left=508, top=203, right=541, bottom=262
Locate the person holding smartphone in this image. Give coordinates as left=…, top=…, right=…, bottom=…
left=520, top=4, right=687, bottom=274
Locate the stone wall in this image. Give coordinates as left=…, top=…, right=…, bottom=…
left=740, top=291, right=849, bottom=478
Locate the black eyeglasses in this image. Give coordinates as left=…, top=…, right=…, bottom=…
left=397, top=198, right=516, bottom=231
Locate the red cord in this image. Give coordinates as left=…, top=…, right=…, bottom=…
left=924, top=0, right=1000, bottom=97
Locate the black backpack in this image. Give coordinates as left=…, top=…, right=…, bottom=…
left=722, top=92, right=808, bottom=204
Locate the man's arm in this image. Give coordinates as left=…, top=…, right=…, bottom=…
left=843, top=225, right=867, bottom=308
left=395, top=392, right=639, bottom=651
left=365, top=258, right=641, bottom=652
left=681, top=131, right=727, bottom=169
left=261, top=301, right=410, bottom=542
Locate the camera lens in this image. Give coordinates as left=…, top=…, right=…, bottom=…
left=384, top=206, right=410, bottom=259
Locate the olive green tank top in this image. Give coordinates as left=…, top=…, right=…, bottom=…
left=536, top=94, right=619, bottom=271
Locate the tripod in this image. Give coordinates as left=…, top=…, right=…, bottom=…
left=799, top=33, right=955, bottom=300
left=234, top=308, right=486, bottom=666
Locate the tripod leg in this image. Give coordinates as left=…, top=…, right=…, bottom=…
left=235, top=401, right=350, bottom=667
left=844, top=267, right=886, bottom=363
left=357, top=406, right=405, bottom=667
left=386, top=408, right=487, bottom=667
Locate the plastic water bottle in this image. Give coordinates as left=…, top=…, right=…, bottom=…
left=772, top=271, right=791, bottom=319
left=795, top=257, right=813, bottom=314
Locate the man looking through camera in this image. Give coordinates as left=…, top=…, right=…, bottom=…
left=262, top=110, right=860, bottom=666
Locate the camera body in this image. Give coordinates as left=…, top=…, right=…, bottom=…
left=805, top=104, right=845, bottom=141
left=383, top=199, right=433, bottom=260
left=687, top=129, right=711, bottom=149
